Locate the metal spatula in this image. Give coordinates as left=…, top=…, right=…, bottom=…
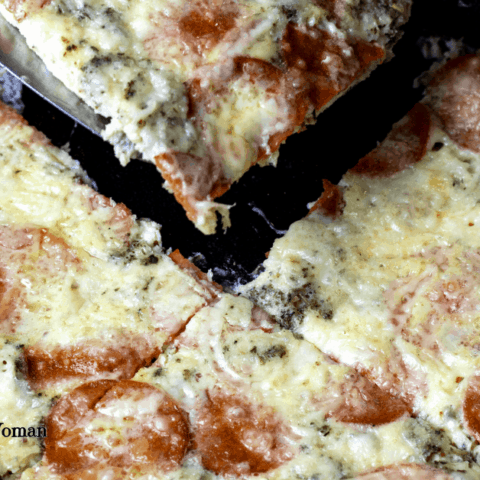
left=0, top=11, right=108, bottom=135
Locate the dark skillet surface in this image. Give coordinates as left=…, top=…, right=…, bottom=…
left=18, top=0, right=480, bottom=289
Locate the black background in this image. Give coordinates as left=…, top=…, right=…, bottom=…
left=18, top=0, right=480, bottom=288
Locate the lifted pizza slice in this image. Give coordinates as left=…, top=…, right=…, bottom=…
left=0, top=0, right=412, bottom=233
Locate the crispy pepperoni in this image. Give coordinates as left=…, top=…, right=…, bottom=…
left=23, top=338, right=159, bottom=391
left=332, top=372, right=411, bottom=426
left=195, top=390, right=294, bottom=476
left=45, top=380, right=190, bottom=475
left=178, top=0, right=238, bottom=56
left=463, top=375, right=480, bottom=442
left=281, top=23, right=385, bottom=112
left=350, top=103, right=433, bottom=177
left=426, top=54, right=480, bottom=153
left=355, top=464, right=453, bottom=479
left=308, top=179, right=345, bottom=218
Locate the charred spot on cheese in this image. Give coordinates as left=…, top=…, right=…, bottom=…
left=194, top=389, right=294, bottom=476
left=45, top=379, right=190, bottom=475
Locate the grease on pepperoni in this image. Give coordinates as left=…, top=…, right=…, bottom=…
left=178, top=0, right=239, bottom=56
left=463, top=375, right=480, bottom=442
left=426, top=54, right=480, bottom=153
left=23, top=338, right=159, bottom=391
left=45, top=380, right=190, bottom=476
left=281, top=23, right=384, bottom=112
left=350, top=103, right=433, bottom=177
left=195, top=390, right=294, bottom=476
left=332, top=372, right=411, bottom=426
left=355, top=463, right=453, bottom=479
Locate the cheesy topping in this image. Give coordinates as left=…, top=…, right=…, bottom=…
left=0, top=0, right=411, bottom=232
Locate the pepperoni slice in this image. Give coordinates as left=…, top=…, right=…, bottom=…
left=87, top=193, right=133, bottom=241
left=0, top=225, right=35, bottom=250
left=23, top=338, right=159, bottom=390
left=195, top=390, right=294, bottom=476
left=426, top=54, right=480, bottom=153
left=0, top=266, right=20, bottom=321
left=463, top=375, right=480, bottom=442
left=178, top=0, right=239, bottom=56
left=281, top=23, right=385, bottom=112
left=332, top=372, right=411, bottom=426
left=355, top=464, right=453, bottom=479
left=308, top=179, right=345, bottom=219
left=185, top=56, right=309, bottom=163
left=45, top=380, right=190, bottom=475
left=0, top=226, right=79, bottom=332
left=350, top=103, right=433, bottom=178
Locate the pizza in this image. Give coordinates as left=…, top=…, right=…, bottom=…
left=241, top=54, right=480, bottom=477
left=0, top=0, right=412, bottom=233
left=1, top=52, right=480, bottom=479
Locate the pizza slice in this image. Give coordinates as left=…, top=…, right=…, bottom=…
left=0, top=0, right=412, bottom=233
left=241, top=53, right=480, bottom=465
left=0, top=101, right=222, bottom=477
